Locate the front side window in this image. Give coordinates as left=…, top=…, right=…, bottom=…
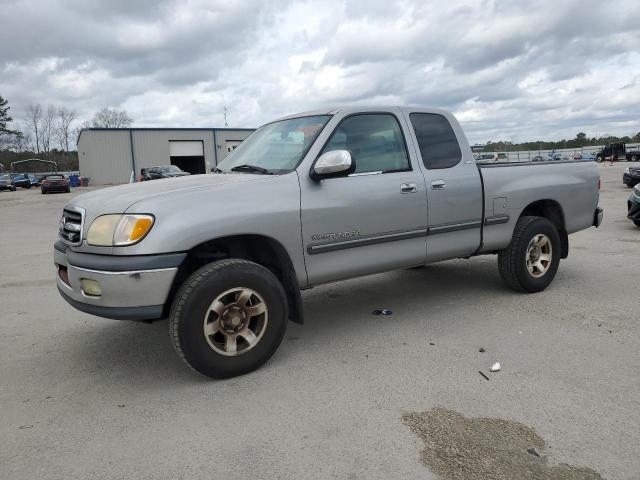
left=409, top=113, right=462, bottom=169
left=217, top=115, right=331, bottom=174
left=321, top=114, right=410, bottom=174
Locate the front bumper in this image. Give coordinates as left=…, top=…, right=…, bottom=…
left=623, top=172, right=640, bottom=186
left=628, top=191, right=640, bottom=221
left=54, top=241, right=186, bottom=320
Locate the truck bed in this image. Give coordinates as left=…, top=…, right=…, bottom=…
left=477, top=159, right=600, bottom=253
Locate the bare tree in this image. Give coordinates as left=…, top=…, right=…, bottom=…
left=56, top=107, right=77, bottom=151
left=92, top=107, right=133, bottom=128
left=41, top=105, right=56, bottom=159
left=26, top=104, right=42, bottom=153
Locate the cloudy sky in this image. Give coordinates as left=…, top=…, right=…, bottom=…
left=1, top=0, right=639, bottom=144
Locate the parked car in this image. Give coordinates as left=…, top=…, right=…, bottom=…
left=628, top=184, right=640, bottom=227
left=548, top=153, right=570, bottom=161
left=623, top=166, right=640, bottom=187
left=54, top=106, right=603, bottom=378
left=0, top=174, right=16, bottom=191
left=27, top=175, right=40, bottom=187
left=41, top=174, right=70, bottom=194
left=532, top=155, right=546, bottom=162
left=476, top=152, right=508, bottom=163
left=572, top=152, right=596, bottom=161
left=10, top=174, right=31, bottom=188
left=141, top=165, right=190, bottom=181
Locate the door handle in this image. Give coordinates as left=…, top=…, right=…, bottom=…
left=400, top=183, right=417, bottom=193
left=431, top=180, right=446, bottom=190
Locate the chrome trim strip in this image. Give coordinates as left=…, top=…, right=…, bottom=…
left=484, top=215, right=510, bottom=226
left=308, top=227, right=428, bottom=254
left=71, top=265, right=178, bottom=276
left=348, top=171, right=383, bottom=177
left=307, top=219, right=483, bottom=255
left=428, top=219, right=482, bottom=234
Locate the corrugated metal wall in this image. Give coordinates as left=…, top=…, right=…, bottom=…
left=78, top=129, right=255, bottom=185
left=77, top=130, right=133, bottom=185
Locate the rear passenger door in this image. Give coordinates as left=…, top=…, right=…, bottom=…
left=406, top=112, right=483, bottom=262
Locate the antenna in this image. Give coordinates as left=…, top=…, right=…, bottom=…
left=223, top=106, right=228, bottom=127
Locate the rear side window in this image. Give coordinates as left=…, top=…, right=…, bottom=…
left=409, top=113, right=462, bottom=169
left=322, top=114, right=410, bottom=174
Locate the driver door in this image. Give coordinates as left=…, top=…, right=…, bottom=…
left=300, top=112, right=428, bottom=285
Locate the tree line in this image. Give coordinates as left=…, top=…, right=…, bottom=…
left=480, top=131, right=640, bottom=153
left=0, top=93, right=132, bottom=172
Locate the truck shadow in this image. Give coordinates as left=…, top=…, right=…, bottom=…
left=69, top=258, right=508, bottom=382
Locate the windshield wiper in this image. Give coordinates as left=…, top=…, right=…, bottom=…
left=212, top=167, right=225, bottom=174
left=230, top=164, right=274, bottom=175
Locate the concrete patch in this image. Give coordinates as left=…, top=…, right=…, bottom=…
left=402, top=407, right=603, bottom=480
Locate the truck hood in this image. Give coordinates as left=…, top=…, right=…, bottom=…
left=69, top=173, right=273, bottom=215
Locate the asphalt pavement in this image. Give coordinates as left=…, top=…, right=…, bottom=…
left=1, top=163, right=638, bottom=479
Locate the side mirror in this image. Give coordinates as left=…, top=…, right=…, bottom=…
left=311, top=150, right=355, bottom=180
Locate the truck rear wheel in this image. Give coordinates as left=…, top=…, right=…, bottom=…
left=498, top=216, right=561, bottom=293
left=169, top=259, right=288, bottom=379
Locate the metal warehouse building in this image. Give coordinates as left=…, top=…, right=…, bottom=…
left=77, top=127, right=255, bottom=185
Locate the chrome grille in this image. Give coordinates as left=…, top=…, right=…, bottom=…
left=59, top=207, right=84, bottom=246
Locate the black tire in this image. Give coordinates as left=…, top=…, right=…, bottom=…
left=498, top=216, right=561, bottom=293
left=41, top=189, right=46, bottom=194
left=634, top=220, right=640, bottom=227
left=65, top=187, right=70, bottom=193
left=596, top=155, right=603, bottom=163
left=169, top=259, right=288, bottom=379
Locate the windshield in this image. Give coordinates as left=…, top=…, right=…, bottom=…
left=47, top=175, right=63, bottom=179
left=0, top=175, right=8, bottom=180
left=217, top=115, right=331, bottom=174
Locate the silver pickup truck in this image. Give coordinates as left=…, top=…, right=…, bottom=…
left=55, top=106, right=603, bottom=378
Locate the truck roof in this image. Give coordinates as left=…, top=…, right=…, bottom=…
left=274, top=106, right=451, bottom=122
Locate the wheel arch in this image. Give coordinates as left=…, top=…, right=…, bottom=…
left=519, top=199, right=568, bottom=259
left=167, top=234, right=304, bottom=324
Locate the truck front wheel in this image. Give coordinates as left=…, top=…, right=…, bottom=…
left=169, top=259, right=288, bottom=379
left=498, top=216, right=561, bottom=293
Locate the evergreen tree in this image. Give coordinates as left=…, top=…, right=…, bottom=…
left=0, top=94, right=14, bottom=133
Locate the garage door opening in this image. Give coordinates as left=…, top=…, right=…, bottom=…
left=169, top=141, right=205, bottom=175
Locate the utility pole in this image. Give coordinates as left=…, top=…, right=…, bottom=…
left=223, top=106, right=229, bottom=128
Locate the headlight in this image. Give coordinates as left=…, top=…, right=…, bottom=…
left=87, top=214, right=154, bottom=246
left=624, top=167, right=630, bottom=174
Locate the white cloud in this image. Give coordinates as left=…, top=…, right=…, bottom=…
left=1, top=0, right=639, bottom=144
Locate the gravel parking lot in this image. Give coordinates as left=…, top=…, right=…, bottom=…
left=2, top=163, right=639, bottom=479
